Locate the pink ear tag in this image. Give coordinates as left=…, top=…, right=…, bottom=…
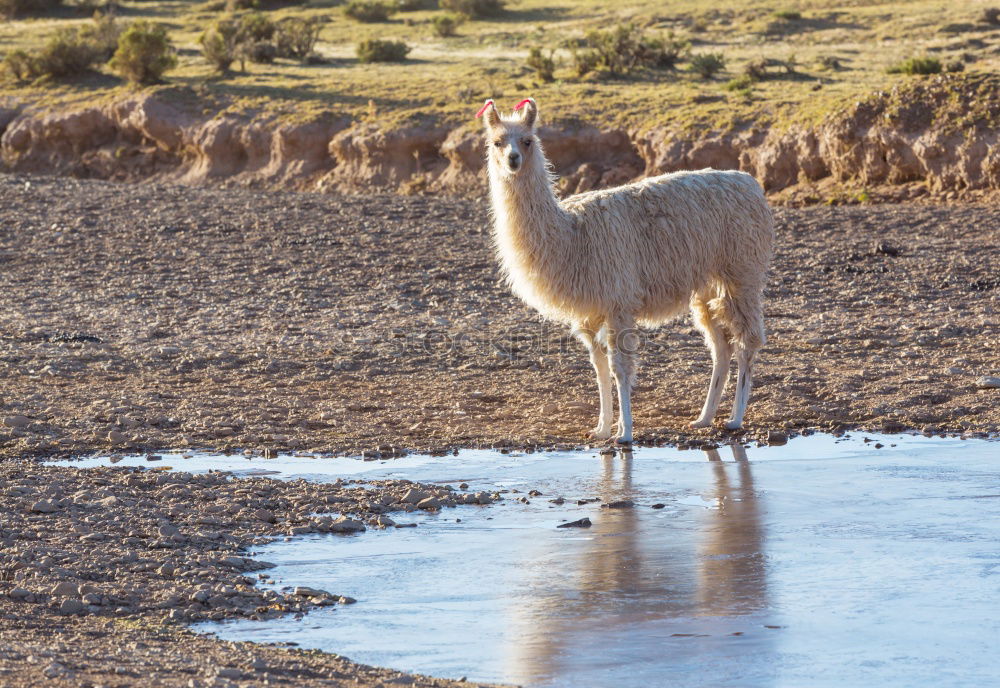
left=475, top=100, right=495, bottom=118
left=513, top=99, right=533, bottom=111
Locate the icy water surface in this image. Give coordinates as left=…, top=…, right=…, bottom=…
left=61, top=434, right=1000, bottom=687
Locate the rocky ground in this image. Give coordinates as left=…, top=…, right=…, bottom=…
left=0, top=171, right=998, bottom=685
left=0, top=459, right=500, bottom=687
left=0, top=173, right=997, bottom=460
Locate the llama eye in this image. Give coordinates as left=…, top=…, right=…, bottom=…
left=494, top=141, right=503, bottom=147
left=523, top=139, right=532, bottom=147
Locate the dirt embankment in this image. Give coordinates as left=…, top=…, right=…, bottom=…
left=1, top=73, right=998, bottom=199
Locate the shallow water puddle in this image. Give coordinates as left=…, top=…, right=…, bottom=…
left=59, top=435, right=1000, bottom=687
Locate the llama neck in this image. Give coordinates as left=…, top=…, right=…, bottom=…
left=489, top=153, right=570, bottom=278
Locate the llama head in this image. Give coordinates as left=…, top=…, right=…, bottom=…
left=477, top=98, right=539, bottom=177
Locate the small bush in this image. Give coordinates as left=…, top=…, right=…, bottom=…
left=887, top=56, right=941, bottom=75
left=224, top=0, right=257, bottom=9
left=345, top=0, right=393, bottom=22
left=439, top=0, right=503, bottom=19
left=570, top=23, right=686, bottom=78
left=945, top=59, right=965, bottom=73
left=432, top=13, right=462, bottom=37
left=396, top=0, right=434, bottom=9
left=817, top=55, right=841, bottom=71
left=110, top=21, right=176, bottom=84
left=79, top=11, right=123, bottom=61
left=2, top=13, right=120, bottom=82
left=526, top=46, right=554, bottom=82
left=32, top=28, right=102, bottom=79
left=274, top=17, right=322, bottom=60
left=724, top=73, right=753, bottom=92
left=200, top=19, right=241, bottom=73
left=0, top=0, right=60, bottom=19
left=689, top=52, right=725, bottom=79
left=982, top=8, right=1000, bottom=25
left=773, top=9, right=801, bottom=21
left=356, top=38, right=410, bottom=63
left=240, top=12, right=276, bottom=42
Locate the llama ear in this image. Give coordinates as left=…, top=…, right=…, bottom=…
left=514, top=98, right=537, bottom=130
left=476, top=99, right=501, bottom=129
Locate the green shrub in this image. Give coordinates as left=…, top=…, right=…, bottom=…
left=773, top=9, right=801, bottom=21
left=274, top=17, right=322, bottom=60
left=32, top=28, right=102, bottom=79
left=240, top=12, right=276, bottom=42
left=945, top=59, right=965, bottom=73
left=2, top=50, right=35, bottom=81
left=1, top=13, right=119, bottom=82
left=887, top=56, right=941, bottom=75
left=78, top=11, right=123, bottom=61
left=817, top=55, right=841, bottom=71
left=356, top=38, right=410, bottom=62
left=439, top=0, right=503, bottom=19
left=689, top=52, right=725, bottom=79
left=724, top=73, right=753, bottom=91
left=396, top=0, right=435, bottom=9
left=570, top=23, right=686, bottom=78
left=200, top=19, right=242, bottom=73
left=110, top=21, right=176, bottom=84
left=0, top=0, right=60, bottom=19
left=526, top=46, right=554, bottom=82
left=345, top=0, right=393, bottom=22
left=432, top=13, right=462, bottom=37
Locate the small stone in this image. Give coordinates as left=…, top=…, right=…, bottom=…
left=557, top=518, right=592, bottom=529
left=216, top=668, right=242, bottom=679
left=50, top=581, right=78, bottom=596
left=338, top=595, right=357, bottom=604
left=8, top=587, right=30, bottom=600
left=59, top=599, right=84, bottom=615
left=2, top=415, right=30, bottom=428
left=601, top=500, right=634, bottom=509
left=651, top=503, right=666, bottom=509
left=30, top=500, right=59, bottom=513
left=400, top=488, right=429, bottom=505
left=82, top=593, right=102, bottom=605
left=107, top=430, right=126, bottom=444
left=329, top=516, right=365, bottom=533
left=252, top=508, right=275, bottom=523
left=375, top=515, right=396, bottom=528
left=548, top=497, right=565, bottom=505
left=766, top=430, right=788, bottom=446
left=976, top=376, right=1000, bottom=389
left=417, top=496, right=442, bottom=510
left=158, top=524, right=179, bottom=537
left=293, top=586, right=329, bottom=598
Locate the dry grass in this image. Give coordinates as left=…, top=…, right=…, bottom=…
left=1, top=0, right=998, bottom=129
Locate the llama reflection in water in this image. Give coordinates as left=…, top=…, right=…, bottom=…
left=505, top=444, right=771, bottom=686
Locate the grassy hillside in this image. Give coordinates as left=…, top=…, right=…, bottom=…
left=1, top=0, right=999, bottom=131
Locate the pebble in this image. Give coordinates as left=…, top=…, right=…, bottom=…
left=293, top=586, right=330, bottom=598
left=557, top=518, right=592, bottom=528
left=2, top=415, right=30, bottom=428
left=50, top=581, right=78, bottom=596
left=58, top=599, right=84, bottom=615
left=30, top=499, right=59, bottom=513
left=766, top=430, right=788, bottom=446
left=976, top=376, right=1000, bottom=389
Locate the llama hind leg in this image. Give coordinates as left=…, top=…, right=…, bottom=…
left=606, top=315, right=638, bottom=444
left=723, top=287, right=766, bottom=430
left=575, top=322, right=613, bottom=439
left=689, top=298, right=733, bottom=429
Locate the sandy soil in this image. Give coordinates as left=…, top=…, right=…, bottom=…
left=0, top=173, right=997, bottom=461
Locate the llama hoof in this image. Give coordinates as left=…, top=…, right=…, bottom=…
left=589, top=426, right=613, bottom=440
left=614, top=433, right=633, bottom=445
left=724, top=420, right=743, bottom=431
left=688, top=419, right=713, bottom=429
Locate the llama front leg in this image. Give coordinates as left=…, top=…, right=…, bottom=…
left=575, top=323, right=613, bottom=439
left=607, top=315, right=637, bottom=444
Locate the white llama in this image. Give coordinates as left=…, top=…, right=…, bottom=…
left=478, top=98, right=774, bottom=443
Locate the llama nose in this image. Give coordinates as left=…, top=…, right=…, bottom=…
left=508, top=152, right=521, bottom=168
